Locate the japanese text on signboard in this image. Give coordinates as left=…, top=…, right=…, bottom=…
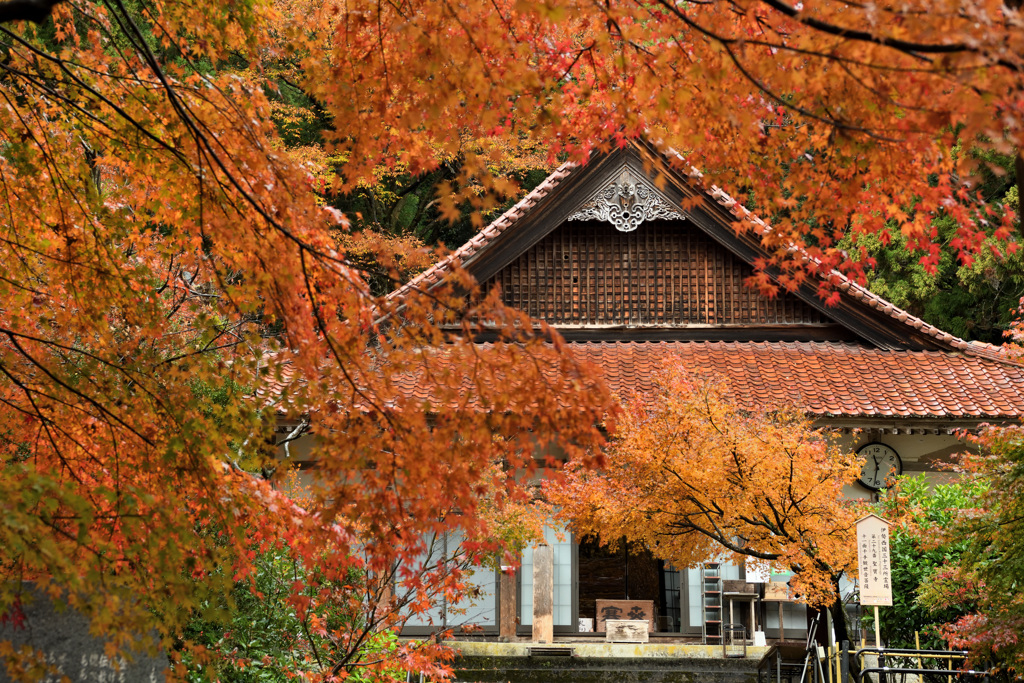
left=856, top=515, right=892, bottom=607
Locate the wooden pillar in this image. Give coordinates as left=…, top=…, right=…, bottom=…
left=499, top=567, right=517, bottom=640
left=532, top=544, right=553, bottom=643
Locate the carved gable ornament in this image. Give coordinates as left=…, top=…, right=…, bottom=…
left=568, top=166, right=685, bottom=232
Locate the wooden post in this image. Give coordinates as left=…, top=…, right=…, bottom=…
left=875, top=606, right=885, bottom=683
left=874, top=606, right=881, bottom=649
left=499, top=567, right=517, bottom=640
left=532, top=544, right=553, bottom=643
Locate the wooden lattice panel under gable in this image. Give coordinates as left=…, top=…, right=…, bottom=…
left=483, top=219, right=827, bottom=326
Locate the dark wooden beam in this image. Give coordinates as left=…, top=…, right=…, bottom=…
left=548, top=324, right=852, bottom=343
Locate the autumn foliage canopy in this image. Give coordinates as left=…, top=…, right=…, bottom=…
left=1, top=0, right=1023, bottom=677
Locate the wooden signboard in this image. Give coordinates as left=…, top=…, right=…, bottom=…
left=762, top=580, right=793, bottom=642
left=856, top=514, right=893, bottom=607
left=595, top=600, right=655, bottom=632
left=762, top=581, right=792, bottom=602
left=723, top=580, right=756, bottom=595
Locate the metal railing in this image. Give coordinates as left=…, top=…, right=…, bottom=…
left=762, top=640, right=991, bottom=683
left=851, top=647, right=987, bottom=683
left=851, top=647, right=986, bottom=683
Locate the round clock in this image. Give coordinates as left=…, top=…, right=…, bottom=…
left=857, top=443, right=902, bottom=491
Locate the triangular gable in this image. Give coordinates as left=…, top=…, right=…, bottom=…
left=396, top=139, right=983, bottom=354
left=482, top=217, right=834, bottom=337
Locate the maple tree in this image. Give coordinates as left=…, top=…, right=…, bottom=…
left=3, top=0, right=1024, bottom=678
left=886, top=310, right=1024, bottom=675
left=864, top=476, right=980, bottom=658
left=177, top=467, right=549, bottom=681
left=0, top=1, right=613, bottom=681
left=547, top=364, right=862, bottom=643
left=850, top=150, right=1023, bottom=344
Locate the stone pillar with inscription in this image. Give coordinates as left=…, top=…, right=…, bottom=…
left=532, top=544, right=554, bottom=643
left=0, top=584, right=168, bottom=683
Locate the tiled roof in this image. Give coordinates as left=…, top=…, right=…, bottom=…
left=568, top=341, right=1024, bottom=419
left=387, top=141, right=991, bottom=359
left=259, top=341, right=1024, bottom=421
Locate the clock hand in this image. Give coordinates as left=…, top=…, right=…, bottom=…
left=872, top=455, right=880, bottom=485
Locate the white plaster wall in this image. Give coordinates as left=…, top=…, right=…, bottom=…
left=829, top=431, right=975, bottom=501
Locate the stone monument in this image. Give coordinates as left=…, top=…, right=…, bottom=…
left=0, top=585, right=168, bottom=683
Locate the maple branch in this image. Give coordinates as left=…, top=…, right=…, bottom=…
left=0, top=325, right=154, bottom=393
left=557, top=42, right=597, bottom=82
left=99, top=0, right=357, bottom=276
left=298, top=250, right=397, bottom=433
left=157, top=323, right=254, bottom=366
left=0, top=364, right=86, bottom=485
left=440, top=0, right=495, bottom=83
left=758, top=0, right=1021, bottom=71
left=0, top=339, right=155, bottom=452
left=292, top=559, right=327, bottom=673
left=762, top=495, right=790, bottom=537
left=0, top=31, right=191, bottom=165
left=735, top=511, right=782, bottom=538
left=777, top=36, right=967, bottom=78
left=647, top=0, right=1000, bottom=140
left=377, top=0, right=390, bottom=94
left=719, top=40, right=902, bottom=143
left=663, top=509, right=780, bottom=561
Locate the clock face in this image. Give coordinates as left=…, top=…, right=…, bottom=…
left=857, top=443, right=902, bottom=491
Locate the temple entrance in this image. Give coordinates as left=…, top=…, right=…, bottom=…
left=515, top=530, right=757, bottom=637
left=576, top=537, right=686, bottom=634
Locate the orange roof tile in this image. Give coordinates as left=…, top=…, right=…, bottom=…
left=568, top=341, right=1024, bottom=419
left=260, top=341, right=1024, bottom=421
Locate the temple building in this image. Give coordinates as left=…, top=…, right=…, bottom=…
left=385, top=138, right=1024, bottom=647
left=272, top=138, right=1024, bottom=667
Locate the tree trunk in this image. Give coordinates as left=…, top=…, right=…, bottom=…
left=828, top=590, right=851, bottom=646
left=828, top=593, right=861, bottom=683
